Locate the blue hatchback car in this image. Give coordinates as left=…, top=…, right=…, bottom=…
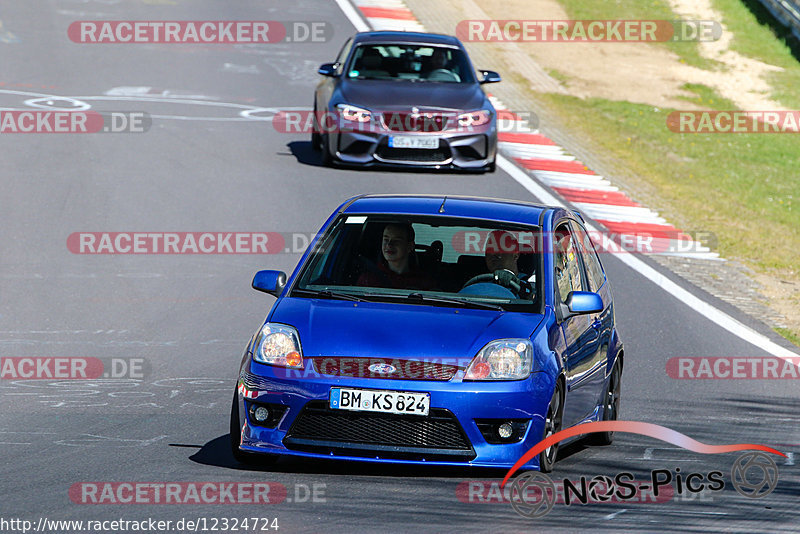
left=231, top=195, right=623, bottom=471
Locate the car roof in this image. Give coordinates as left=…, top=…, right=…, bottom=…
left=352, top=31, right=462, bottom=47
left=339, top=194, right=551, bottom=226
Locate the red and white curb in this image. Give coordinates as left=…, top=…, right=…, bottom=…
left=351, top=0, right=425, bottom=32
left=349, top=0, right=718, bottom=260
left=486, top=96, right=718, bottom=259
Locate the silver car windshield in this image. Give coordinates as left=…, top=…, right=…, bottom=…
left=346, top=45, right=476, bottom=83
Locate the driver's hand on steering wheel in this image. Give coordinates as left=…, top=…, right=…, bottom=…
left=492, top=269, right=517, bottom=288
left=496, top=269, right=533, bottom=299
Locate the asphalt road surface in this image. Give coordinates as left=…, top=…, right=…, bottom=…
left=1, top=1, right=798, bottom=532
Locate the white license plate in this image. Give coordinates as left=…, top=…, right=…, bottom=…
left=388, top=136, right=439, bottom=149
left=330, top=388, right=430, bottom=416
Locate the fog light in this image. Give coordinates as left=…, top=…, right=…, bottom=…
left=498, top=422, right=514, bottom=440
left=252, top=405, right=270, bottom=424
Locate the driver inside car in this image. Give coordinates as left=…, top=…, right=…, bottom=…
left=478, top=230, right=533, bottom=299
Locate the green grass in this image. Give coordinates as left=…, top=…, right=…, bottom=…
left=775, top=328, right=800, bottom=347
left=545, top=68, right=570, bottom=85
left=710, top=0, right=800, bottom=109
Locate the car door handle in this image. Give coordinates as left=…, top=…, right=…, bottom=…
left=591, top=318, right=602, bottom=329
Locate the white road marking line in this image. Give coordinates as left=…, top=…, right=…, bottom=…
left=604, top=510, right=627, bottom=520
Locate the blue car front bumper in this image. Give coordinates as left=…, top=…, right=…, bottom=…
left=235, top=359, right=555, bottom=470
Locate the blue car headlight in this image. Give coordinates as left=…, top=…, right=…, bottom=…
left=251, top=323, right=303, bottom=368
left=465, top=339, right=533, bottom=380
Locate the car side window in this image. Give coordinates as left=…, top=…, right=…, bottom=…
left=334, top=38, right=353, bottom=75
left=554, top=223, right=584, bottom=302
left=570, top=221, right=606, bottom=293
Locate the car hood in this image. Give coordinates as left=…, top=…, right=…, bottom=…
left=338, top=80, right=487, bottom=112
left=268, top=297, right=544, bottom=360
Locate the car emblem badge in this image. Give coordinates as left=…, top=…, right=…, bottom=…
left=369, top=363, right=397, bottom=374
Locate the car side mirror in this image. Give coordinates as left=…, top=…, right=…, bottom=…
left=563, top=291, right=603, bottom=317
left=479, top=70, right=501, bottom=84
left=318, top=63, right=338, bottom=77
left=252, top=270, right=287, bottom=297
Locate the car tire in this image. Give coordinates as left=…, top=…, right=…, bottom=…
left=311, top=104, right=322, bottom=151
left=589, top=361, right=621, bottom=446
left=320, top=133, right=334, bottom=166
left=230, top=390, right=278, bottom=466
left=539, top=382, right=563, bottom=473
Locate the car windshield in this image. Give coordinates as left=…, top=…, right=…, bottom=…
left=293, top=214, right=543, bottom=312
left=346, top=44, right=476, bottom=83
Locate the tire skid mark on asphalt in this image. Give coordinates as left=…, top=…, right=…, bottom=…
left=1, top=377, right=232, bottom=411
left=55, top=434, right=168, bottom=447
left=0, top=432, right=168, bottom=448
left=0, top=88, right=287, bottom=122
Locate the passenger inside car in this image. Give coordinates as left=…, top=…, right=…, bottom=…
left=356, top=223, right=438, bottom=290
left=424, top=48, right=460, bottom=82
left=353, top=47, right=390, bottom=79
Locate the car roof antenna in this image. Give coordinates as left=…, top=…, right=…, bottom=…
left=438, top=197, right=447, bottom=213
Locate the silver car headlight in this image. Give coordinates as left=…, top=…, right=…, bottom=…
left=251, top=323, right=303, bottom=368
left=457, top=109, right=491, bottom=127
left=465, top=339, right=533, bottom=380
left=337, top=103, right=372, bottom=123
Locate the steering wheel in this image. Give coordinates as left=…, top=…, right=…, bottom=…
left=463, top=269, right=522, bottom=294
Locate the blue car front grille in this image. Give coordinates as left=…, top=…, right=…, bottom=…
left=284, top=401, right=475, bottom=460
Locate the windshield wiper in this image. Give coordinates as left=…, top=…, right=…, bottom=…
left=293, top=288, right=365, bottom=302
left=406, top=293, right=504, bottom=311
